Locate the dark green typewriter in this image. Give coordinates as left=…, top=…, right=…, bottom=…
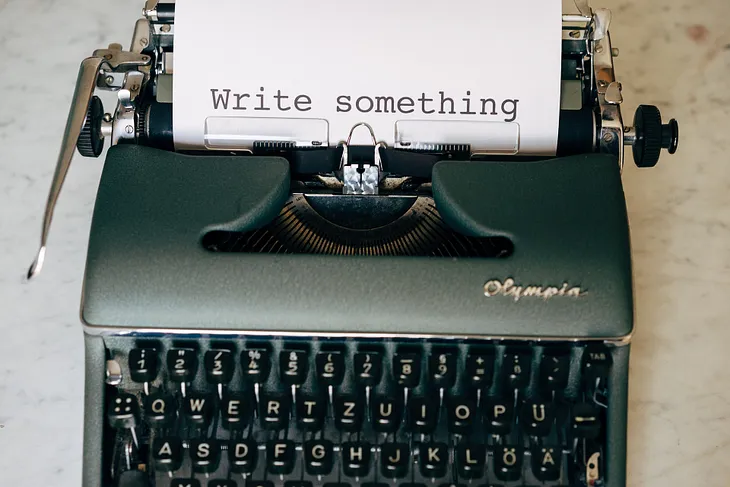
left=28, top=1, right=679, bottom=486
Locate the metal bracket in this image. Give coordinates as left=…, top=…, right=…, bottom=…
left=340, top=123, right=385, bottom=195
left=27, top=44, right=151, bottom=279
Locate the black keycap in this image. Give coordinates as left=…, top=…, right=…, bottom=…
left=108, top=392, right=139, bottom=429
left=334, top=394, right=364, bottom=432
left=583, top=347, right=612, bottom=398
left=209, top=481, right=237, bottom=487
left=455, top=443, right=486, bottom=479
left=241, top=348, right=271, bottom=383
left=447, top=398, right=477, bottom=433
left=182, top=393, right=215, bottom=427
left=144, top=392, right=175, bottom=427
left=297, top=394, right=326, bottom=431
left=129, top=348, right=159, bottom=383
left=493, top=445, right=523, bottom=482
left=381, top=443, right=409, bottom=478
left=260, top=393, right=290, bottom=430
left=571, top=402, right=601, bottom=439
left=342, top=441, right=371, bottom=477
left=284, top=483, right=312, bottom=487
left=531, top=445, right=562, bottom=481
left=204, top=349, right=234, bottom=384
left=371, top=396, right=403, bottom=433
left=280, top=350, right=309, bottom=386
left=521, top=401, right=555, bottom=436
left=393, top=353, right=421, bottom=388
left=229, top=439, right=258, bottom=474
left=152, top=437, right=183, bottom=472
left=429, top=352, right=457, bottom=388
left=221, top=392, right=253, bottom=429
left=501, top=349, right=531, bottom=391
left=485, top=399, right=514, bottom=434
left=303, top=440, right=334, bottom=475
left=419, top=442, right=448, bottom=478
left=539, top=351, right=571, bottom=392
left=438, top=484, right=467, bottom=487
left=354, top=351, right=382, bottom=386
left=407, top=397, right=438, bottom=434
left=464, top=352, right=494, bottom=389
left=315, top=352, right=345, bottom=386
left=190, top=439, right=221, bottom=474
left=167, top=349, right=198, bottom=382
left=171, top=480, right=200, bottom=487
left=267, top=440, right=295, bottom=475
left=246, top=482, right=273, bottom=487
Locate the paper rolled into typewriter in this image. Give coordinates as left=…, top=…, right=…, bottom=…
left=173, top=0, right=563, bottom=155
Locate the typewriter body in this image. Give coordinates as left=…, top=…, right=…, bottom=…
left=29, top=1, right=680, bottom=486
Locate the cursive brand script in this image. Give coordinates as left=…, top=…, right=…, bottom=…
left=484, top=278, right=585, bottom=302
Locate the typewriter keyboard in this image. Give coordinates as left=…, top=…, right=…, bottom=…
left=102, top=338, right=613, bottom=487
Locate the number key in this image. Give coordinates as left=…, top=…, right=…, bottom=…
left=280, top=350, right=309, bottom=386
left=393, top=353, right=421, bottom=388
left=167, top=349, right=198, bottom=382
left=502, top=349, right=531, bottom=391
left=315, top=352, right=344, bottom=386
left=129, top=348, right=159, bottom=383
left=354, top=352, right=382, bottom=387
left=241, top=348, right=271, bottom=383
left=205, top=349, right=234, bottom=384
left=429, top=352, right=457, bottom=388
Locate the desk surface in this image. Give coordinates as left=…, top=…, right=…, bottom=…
left=1, top=0, right=729, bottom=485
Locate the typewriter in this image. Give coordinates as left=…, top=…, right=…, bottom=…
left=28, top=1, right=679, bottom=486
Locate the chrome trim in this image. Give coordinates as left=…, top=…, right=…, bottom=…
left=81, top=322, right=632, bottom=346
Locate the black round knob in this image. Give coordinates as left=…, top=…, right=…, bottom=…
left=77, top=95, right=104, bottom=157
left=632, top=105, right=679, bottom=168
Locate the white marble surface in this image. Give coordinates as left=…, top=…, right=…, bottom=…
left=1, top=0, right=729, bottom=485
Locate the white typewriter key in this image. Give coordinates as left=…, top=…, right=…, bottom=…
left=105, top=360, right=123, bottom=386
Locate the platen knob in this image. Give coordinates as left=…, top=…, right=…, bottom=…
left=632, top=105, right=679, bottom=168
left=77, top=95, right=104, bottom=157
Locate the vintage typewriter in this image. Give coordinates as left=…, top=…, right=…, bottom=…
left=28, top=1, right=679, bottom=486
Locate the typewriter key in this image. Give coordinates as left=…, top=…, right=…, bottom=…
left=221, top=391, right=253, bottom=430
left=531, top=445, right=562, bottom=481
left=204, top=349, right=234, bottom=384
left=502, top=349, right=531, bottom=392
left=371, top=395, right=403, bottom=433
left=539, top=351, right=571, bottom=393
left=259, top=393, right=291, bottom=430
left=152, top=437, right=183, bottom=472
left=485, top=399, right=514, bottom=435
left=209, top=481, right=237, bottom=487
left=447, top=397, right=477, bottom=434
left=303, top=439, right=334, bottom=475
left=182, top=393, right=215, bottom=427
left=241, top=348, right=271, bottom=383
left=455, top=443, right=486, bottom=479
left=229, top=439, right=258, bottom=474
left=107, top=392, right=140, bottom=430
left=520, top=401, right=555, bottom=437
left=315, top=352, right=345, bottom=386
left=493, top=445, right=523, bottom=482
left=143, top=392, right=175, bottom=427
left=464, top=352, right=495, bottom=390
left=393, top=353, right=421, bottom=388
left=419, top=442, right=448, bottom=478
left=380, top=443, right=410, bottom=478
left=296, top=393, right=326, bottom=431
left=129, top=348, right=159, bottom=383
left=341, top=441, right=371, bottom=477
left=354, top=351, right=382, bottom=387
left=429, top=352, right=457, bottom=389
left=190, top=439, right=222, bottom=474
left=407, top=396, right=438, bottom=434
left=266, top=439, right=296, bottom=475
left=280, top=350, right=309, bottom=386
left=334, top=394, right=364, bottom=432
left=167, top=349, right=198, bottom=383
left=571, top=402, right=601, bottom=439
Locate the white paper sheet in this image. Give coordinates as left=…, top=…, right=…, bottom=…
left=173, top=0, right=563, bottom=155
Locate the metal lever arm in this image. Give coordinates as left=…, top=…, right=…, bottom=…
left=27, top=56, right=106, bottom=279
